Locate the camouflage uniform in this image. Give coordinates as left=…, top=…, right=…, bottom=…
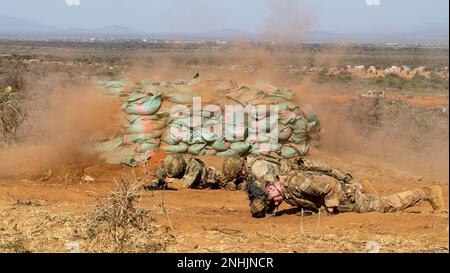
left=221, top=155, right=285, bottom=191
left=247, top=156, right=352, bottom=188
left=245, top=156, right=443, bottom=217
left=281, top=171, right=431, bottom=213
left=155, top=154, right=223, bottom=190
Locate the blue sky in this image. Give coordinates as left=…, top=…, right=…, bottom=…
left=0, top=0, right=448, bottom=33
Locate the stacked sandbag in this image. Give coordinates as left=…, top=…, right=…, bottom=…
left=94, top=75, right=322, bottom=166
left=94, top=80, right=165, bottom=166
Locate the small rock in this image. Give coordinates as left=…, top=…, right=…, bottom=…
left=66, top=241, right=80, bottom=253
left=81, top=174, right=95, bottom=182
left=365, top=241, right=381, bottom=253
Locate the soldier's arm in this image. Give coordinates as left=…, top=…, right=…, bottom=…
left=299, top=158, right=332, bottom=172
left=300, top=158, right=352, bottom=183
left=290, top=174, right=340, bottom=208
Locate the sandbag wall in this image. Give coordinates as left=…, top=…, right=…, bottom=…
left=95, top=76, right=321, bottom=167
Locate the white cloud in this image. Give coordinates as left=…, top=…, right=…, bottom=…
left=366, top=0, right=380, bottom=6
left=65, top=0, right=80, bottom=6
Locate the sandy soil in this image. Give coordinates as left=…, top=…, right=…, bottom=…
left=0, top=151, right=448, bottom=253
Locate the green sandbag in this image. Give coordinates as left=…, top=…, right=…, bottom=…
left=281, top=145, right=299, bottom=159
left=97, top=80, right=127, bottom=97
left=247, top=128, right=276, bottom=143
left=211, top=138, right=231, bottom=152
left=250, top=142, right=281, bottom=156
left=306, top=112, right=319, bottom=123
left=222, top=86, right=250, bottom=99
left=216, top=149, right=237, bottom=157
left=136, top=80, right=160, bottom=92
left=265, top=88, right=293, bottom=100
left=201, top=121, right=221, bottom=143
left=223, top=123, right=246, bottom=142
left=289, top=116, right=308, bottom=133
left=161, top=131, right=180, bottom=145
left=171, top=117, right=191, bottom=129
left=277, top=101, right=299, bottom=112
left=289, top=117, right=308, bottom=145
left=122, top=151, right=153, bottom=167
left=127, top=91, right=148, bottom=101
left=201, top=148, right=218, bottom=156
left=254, top=81, right=277, bottom=92
left=136, top=140, right=161, bottom=153
left=161, top=143, right=188, bottom=153
left=230, top=142, right=251, bottom=155
left=163, top=123, right=191, bottom=145
left=278, top=125, right=293, bottom=141
left=123, top=132, right=162, bottom=145
left=188, top=143, right=207, bottom=155
left=94, top=137, right=123, bottom=153
left=289, top=132, right=308, bottom=145
left=164, top=93, right=194, bottom=104
left=279, top=110, right=300, bottom=125
left=121, top=94, right=162, bottom=115
left=126, top=114, right=161, bottom=123
left=99, top=146, right=135, bottom=164
left=125, top=117, right=165, bottom=133
left=290, top=143, right=309, bottom=156
left=188, top=127, right=204, bottom=145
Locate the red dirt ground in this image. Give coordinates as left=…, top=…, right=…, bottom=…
left=0, top=151, right=448, bottom=253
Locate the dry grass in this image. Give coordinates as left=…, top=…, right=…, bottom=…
left=85, top=178, right=173, bottom=253
left=0, top=178, right=174, bottom=253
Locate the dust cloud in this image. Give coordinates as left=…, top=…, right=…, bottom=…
left=0, top=81, right=121, bottom=178
left=1, top=1, right=447, bottom=185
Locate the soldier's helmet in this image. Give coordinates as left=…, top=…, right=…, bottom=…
left=163, top=153, right=186, bottom=178
left=222, top=155, right=244, bottom=178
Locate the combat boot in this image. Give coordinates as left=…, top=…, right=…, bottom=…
left=422, top=186, right=444, bottom=211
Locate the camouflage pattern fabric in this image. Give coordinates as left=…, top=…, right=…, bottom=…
left=157, top=155, right=224, bottom=190
left=245, top=155, right=283, bottom=190
left=280, top=171, right=427, bottom=213
left=339, top=183, right=426, bottom=213
left=280, top=171, right=340, bottom=211
left=280, top=157, right=353, bottom=183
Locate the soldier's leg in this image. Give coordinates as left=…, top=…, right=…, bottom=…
left=356, top=186, right=444, bottom=213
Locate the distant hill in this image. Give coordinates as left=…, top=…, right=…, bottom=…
left=0, top=14, right=59, bottom=33
left=0, top=14, right=448, bottom=44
